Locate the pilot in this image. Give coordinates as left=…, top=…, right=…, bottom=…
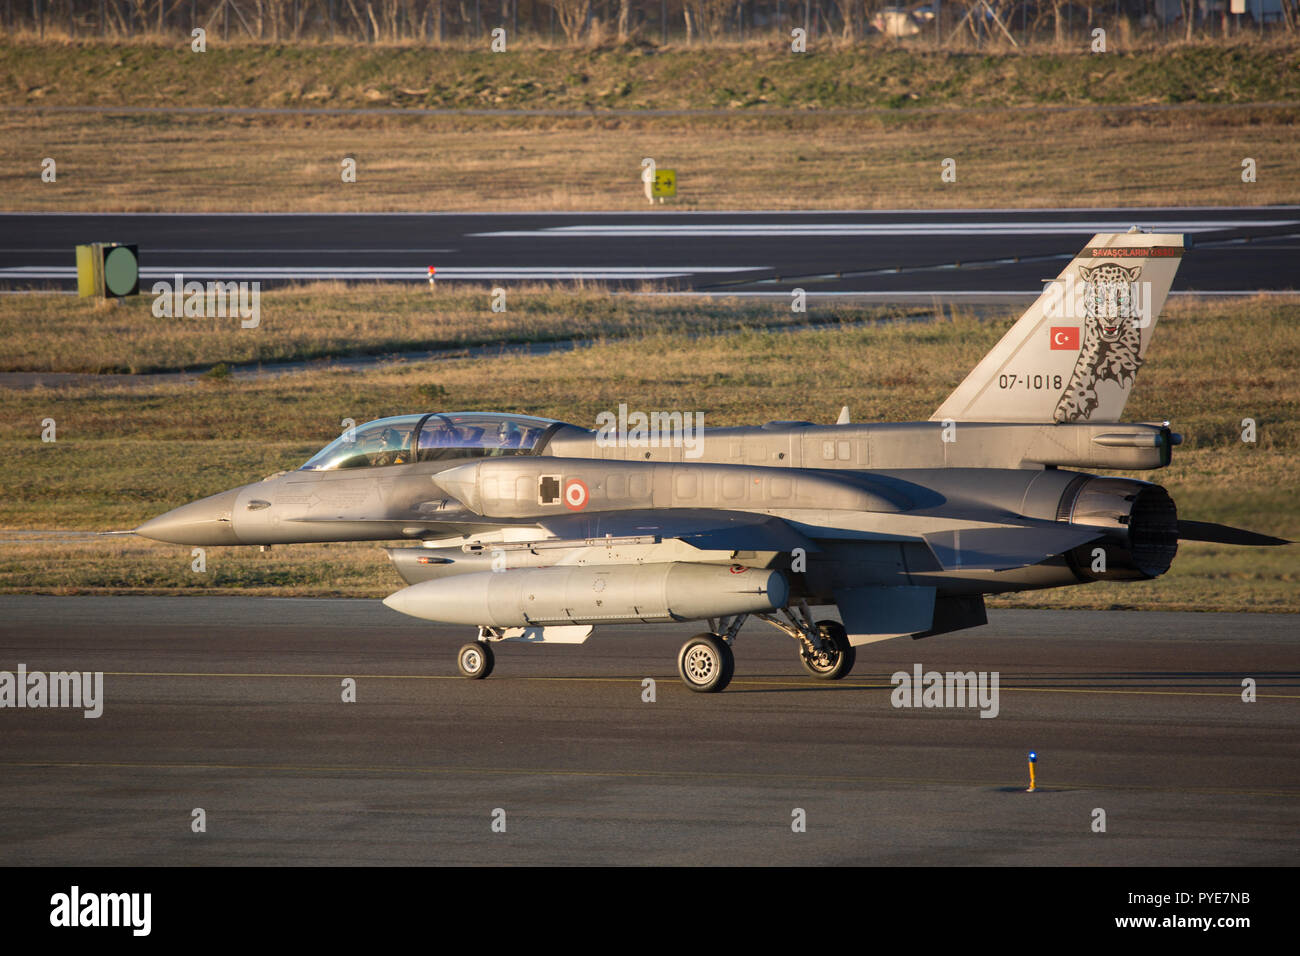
left=493, top=421, right=523, bottom=454
left=370, top=427, right=412, bottom=466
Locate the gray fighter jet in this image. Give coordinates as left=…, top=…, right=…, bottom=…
left=135, top=231, right=1289, bottom=692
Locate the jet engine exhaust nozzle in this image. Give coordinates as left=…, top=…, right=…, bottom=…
left=1062, top=476, right=1178, bottom=581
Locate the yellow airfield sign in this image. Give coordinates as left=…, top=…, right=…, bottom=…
left=652, top=169, right=676, bottom=198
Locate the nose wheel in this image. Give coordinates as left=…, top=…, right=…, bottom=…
left=457, top=641, right=495, bottom=679
left=677, top=633, right=735, bottom=693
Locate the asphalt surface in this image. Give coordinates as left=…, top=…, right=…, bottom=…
left=1, top=597, right=1296, bottom=865
left=3, top=207, right=1298, bottom=295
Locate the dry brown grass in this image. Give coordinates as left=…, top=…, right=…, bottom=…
left=0, top=282, right=915, bottom=373
left=4, top=107, right=1296, bottom=211
left=0, top=534, right=395, bottom=595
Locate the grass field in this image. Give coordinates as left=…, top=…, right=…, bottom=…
left=0, top=291, right=1295, bottom=609
left=6, top=106, right=1296, bottom=210
left=1, top=283, right=906, bottom=373
left=3, top=40, right=1297, bottom=210
left=7, top=42, right=1300, bottom=111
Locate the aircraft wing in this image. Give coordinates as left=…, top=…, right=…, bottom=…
left=542, top=511, right=1101, bottom=568
left=537, top=509, right=820, bottom=553
left=285, top=507, right=819, bottom=553
left=282, top=511, right=538, bottom=538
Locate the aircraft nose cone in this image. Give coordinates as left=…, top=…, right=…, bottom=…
left=135, top=489, right=242, bottom=545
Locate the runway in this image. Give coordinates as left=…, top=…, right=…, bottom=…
left=2, top=207, right=1297, bottom=297
left=1, top=596, right=1296, bottom=865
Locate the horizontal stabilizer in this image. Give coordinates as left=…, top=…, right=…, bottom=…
left=1178, top=520, right=1291, bottom=547
left=924, top=525, right=1104, bottom=571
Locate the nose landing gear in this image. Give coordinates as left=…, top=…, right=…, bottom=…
left=676, top=632, right=735, bottom=693
left=456, top=641, right=495, bottom=679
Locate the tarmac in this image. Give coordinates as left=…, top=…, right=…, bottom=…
left=1, top=596, right=1295, bottom=865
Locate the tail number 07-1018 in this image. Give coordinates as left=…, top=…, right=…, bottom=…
left=999, top=374, right=1064, bottom=391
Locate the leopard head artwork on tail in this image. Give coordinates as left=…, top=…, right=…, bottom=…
left=1053, top=262, right=1144, bottom=423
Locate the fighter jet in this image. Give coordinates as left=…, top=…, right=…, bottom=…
left=135, top=231, right=1288, bottom=692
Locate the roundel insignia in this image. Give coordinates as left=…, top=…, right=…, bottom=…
left=564, top=479, right=589, bottom=511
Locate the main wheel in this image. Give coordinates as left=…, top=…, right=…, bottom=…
left=677, top=633, right=734, bottom=693
left=457, top=641, right=495, bottom=679
left=799, top=620, right=855, bottom=680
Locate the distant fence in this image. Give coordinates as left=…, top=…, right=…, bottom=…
left=3, top=0, right=1296, bottom=46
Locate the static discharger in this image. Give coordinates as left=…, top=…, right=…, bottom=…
left=1027, top=750, right=1038, bottom=792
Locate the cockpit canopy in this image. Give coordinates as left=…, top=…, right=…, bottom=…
left=300, top=412, right=562, bottom=471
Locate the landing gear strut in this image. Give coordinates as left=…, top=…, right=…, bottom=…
left=757, top=603, right=856, bottom=681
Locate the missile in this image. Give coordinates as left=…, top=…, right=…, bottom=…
left=383, top=562, right=789, bottom=626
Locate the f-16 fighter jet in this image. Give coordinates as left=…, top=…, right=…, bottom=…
left=136, top=231, right=1288, bottom=692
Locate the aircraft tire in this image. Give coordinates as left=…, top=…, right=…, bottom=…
left=801, top=621, right=855, bottom=680
left=677, top=634, right=734, bottom=693
left=457, top=641, right=495, bottom=679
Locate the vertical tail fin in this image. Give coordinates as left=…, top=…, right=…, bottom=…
left=931, top=231, right=1184, bottom=424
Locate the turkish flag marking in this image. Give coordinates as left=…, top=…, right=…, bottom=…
left=1050, top=327, right=1080, bottom=350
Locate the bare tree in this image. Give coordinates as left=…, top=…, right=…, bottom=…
left=834, top=0, right=863, bottom=39
left=544, top=0, right=589, bottom=41
left=1050, top=0, right=1069, bottom=45
left=683, top=0, right=730, bottom=40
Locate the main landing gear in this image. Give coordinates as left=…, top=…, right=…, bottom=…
left=456, top=605, right=854, bottom=693
left=674, top=604, right=856, bottom=694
